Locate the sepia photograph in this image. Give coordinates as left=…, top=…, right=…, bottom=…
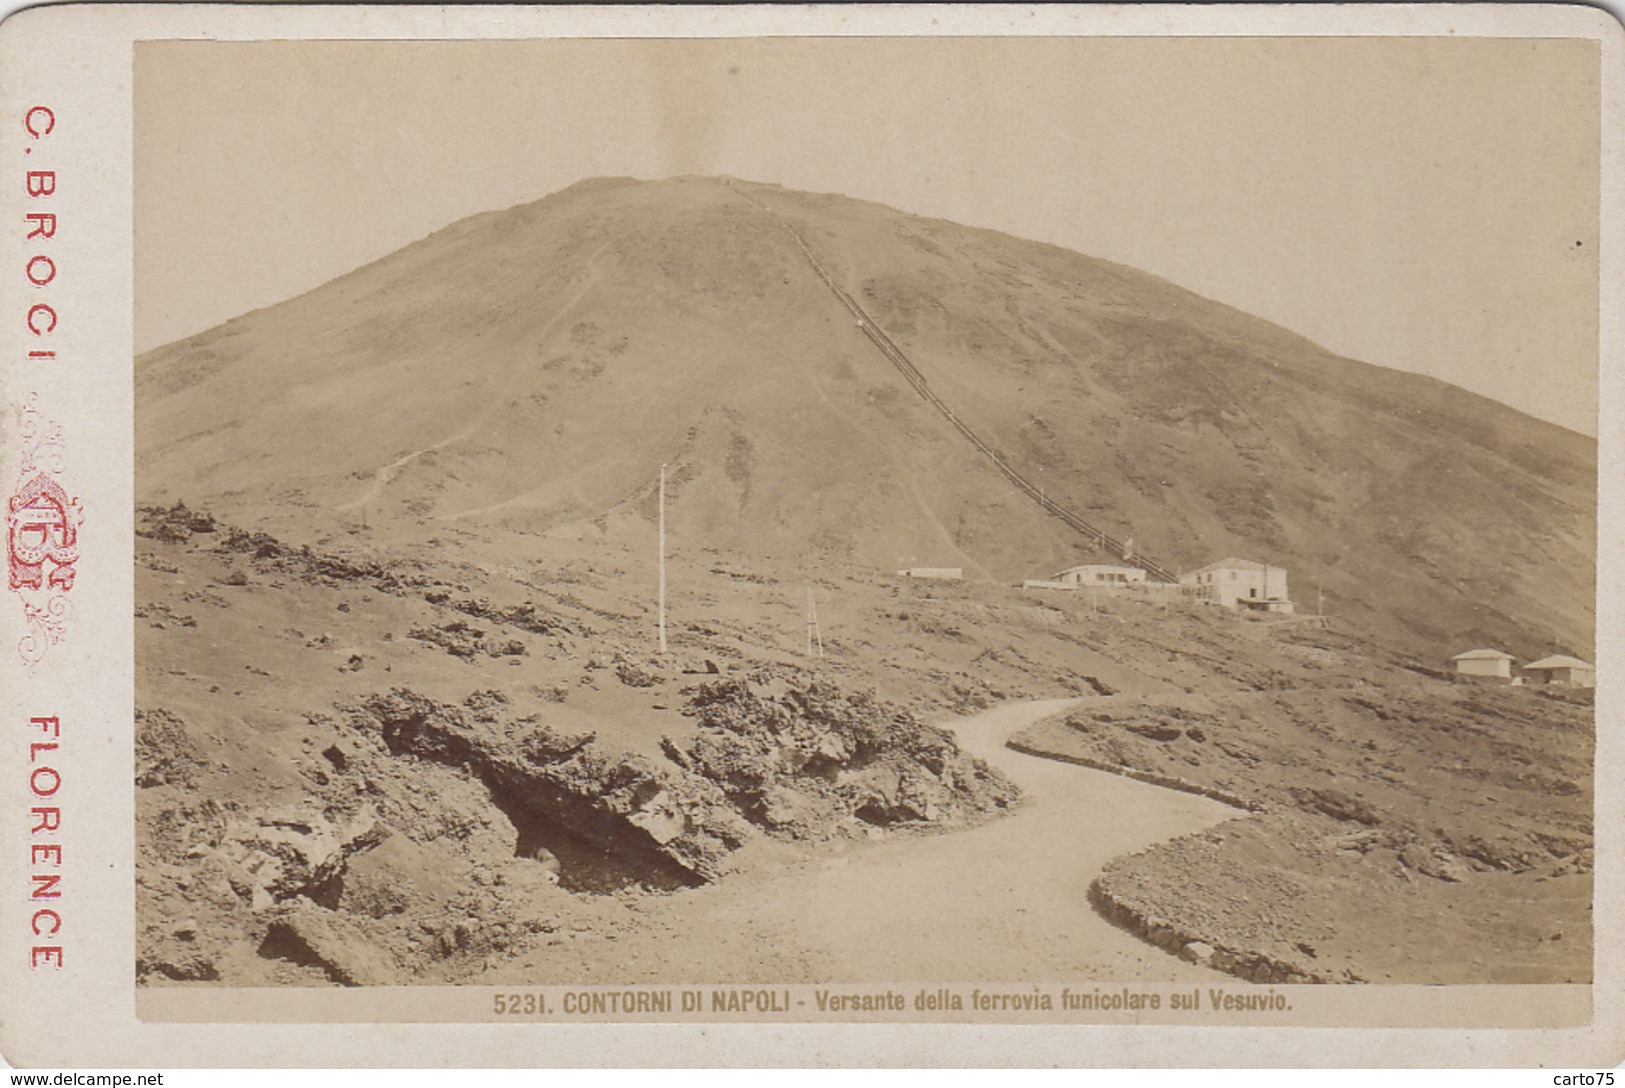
left=0, top=1, right=1618, bottom=1069
left=121, top=31, right=1604, bottom=1004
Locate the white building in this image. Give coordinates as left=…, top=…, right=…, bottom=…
left=1523, top=655, right=1595, bottom=688
left=1180, top=557, right=1293, bottom=612
left=1051, top=564, right=1147, bottom=588
left=1451, top=648, right=1515, bottom=679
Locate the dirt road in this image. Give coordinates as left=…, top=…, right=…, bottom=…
left=482, top=698, right=1237, bottom=984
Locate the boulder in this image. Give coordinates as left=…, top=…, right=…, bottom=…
left=1179, top=941, right=1216, bottom=965
left=1398, top=843, right=1473, bottom=883
left=263, top=903, right=401, bottom=986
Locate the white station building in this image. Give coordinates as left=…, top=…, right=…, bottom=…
left=1181, top=557, right=1293, bottom=612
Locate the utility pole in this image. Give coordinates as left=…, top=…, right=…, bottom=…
left=806, top=586, right=824, bottom=658
left=657, top=463, right=668, bottom=655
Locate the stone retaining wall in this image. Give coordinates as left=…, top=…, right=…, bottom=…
left=1008, top=736, right=1354, bottom=984
left=1087, top=877, right=1343, bottom=985
left=1005, top=738, right=1265, bottom=813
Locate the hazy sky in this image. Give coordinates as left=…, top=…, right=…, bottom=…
left=135, top=36, right=1601, bottom=434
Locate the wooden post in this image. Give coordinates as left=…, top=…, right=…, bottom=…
left=807, top=586, right=824, bottom=658
left=658, top=464, right=667, bottom=655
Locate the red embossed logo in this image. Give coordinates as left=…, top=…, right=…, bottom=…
left=7, top=394, right=81, bottom=664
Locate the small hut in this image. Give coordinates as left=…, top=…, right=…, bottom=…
left=1522, top=655, right=1595, bottom=688
left=1450, top=649, right=1515, bottom=679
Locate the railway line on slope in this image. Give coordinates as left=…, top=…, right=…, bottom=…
left=727, top=182, right=1179, bottom=584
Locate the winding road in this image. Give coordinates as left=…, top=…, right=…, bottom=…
left=485, top=698, right=1237, bottom=985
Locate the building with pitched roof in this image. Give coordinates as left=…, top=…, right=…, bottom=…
left=1523, top=655, right=1595, bottom=688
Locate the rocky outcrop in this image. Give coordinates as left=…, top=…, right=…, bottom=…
left=261, top=903, right=402, bottom=986
left=135, top=708, right=207, bottom=789
left=407, top=622, right=527, bottom=661
left=1293, top=787, right=1381, bottom=826
left=345, top=689, right=752, bottom=883
left=422, top=590, right=577, bottom=637
left=664, top=673, right=1019, bottom=838
left=136, top=501, right=216, bottom=543
left=213, top=805, right=389, bottom=910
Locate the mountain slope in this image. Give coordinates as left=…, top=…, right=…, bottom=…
left=136, top=176, right=1596, bottom=659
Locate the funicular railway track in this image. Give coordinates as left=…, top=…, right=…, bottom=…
left=729, top=183, right=1179, bottom=584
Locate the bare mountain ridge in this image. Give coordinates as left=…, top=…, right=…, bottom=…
left=136, top=176, right=1595, bottom=660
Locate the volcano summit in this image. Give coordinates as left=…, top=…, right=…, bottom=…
left=137, top=176, right=1593, bottom=660
left=133, top=178, right=1596, bottom=990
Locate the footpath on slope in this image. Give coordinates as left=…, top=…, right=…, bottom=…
left=723, top=180, right=1178, bottom=584
left=337, top=239, right=617, bottom=516
left=480, top=698, right=1236, bottom=985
